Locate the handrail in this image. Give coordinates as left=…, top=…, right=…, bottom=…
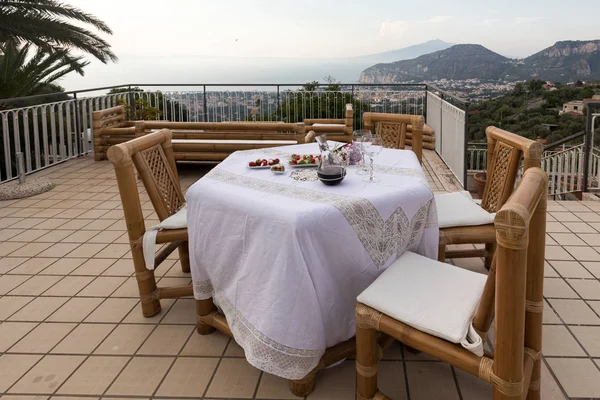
left=425, top=83, right=469, bottom=107
left=0, top=82, right=428, bottom=103
left=543, top=131, right=585, bottom=151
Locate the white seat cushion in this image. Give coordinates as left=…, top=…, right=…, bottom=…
left=357, top=251, right=487, bottom=354
left=171, top=139, right=297, bottom=145
left=312, top=123, right=345, bottom=127
left=143, top=205, right=187, bottom=270
left=435, top=191, right=494, bottom=229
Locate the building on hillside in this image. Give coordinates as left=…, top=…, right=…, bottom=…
left=560, top=100, right=584, bottom=115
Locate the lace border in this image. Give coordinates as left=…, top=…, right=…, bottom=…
left=193, top=280, right=323, bottom=380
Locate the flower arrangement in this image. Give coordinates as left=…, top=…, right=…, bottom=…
left=330, top=143, right=362, bottom=165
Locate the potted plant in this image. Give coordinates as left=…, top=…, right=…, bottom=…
left=473, top=172, right=486, bottom=199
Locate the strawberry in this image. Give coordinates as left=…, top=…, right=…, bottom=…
left=268, top=160, right=274, bottom=166
left=261, top=160, right=268, bottom=166
left=249, top=162, right=256, bottom=167
left=274, top=158, right=280, bottom=164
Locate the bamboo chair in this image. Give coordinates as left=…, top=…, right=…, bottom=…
left=107, top=129, right=193, bottom=317
left=356, top=167, right=547, bottom=400
left=436, top=126, right=543, bottom=268
left=363, top=112, right=424, bottom=163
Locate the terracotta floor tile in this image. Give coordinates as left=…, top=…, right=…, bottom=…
left=256, top=372, right=301, bottom=399
left=76, top=276, right=126, bottom=297
left=8, top=258, right=58, bottom=275
left=41, top=257, right=86, bottom=275
left=52, top=324, right=116, bottom=354
left=0, top=228, right=26, bottom=241
left=549, top=260, right=594, bottom=278
left=564, top=222, right=597, bottom=233
left=0, top=296, right=34, bottom=320
left=0, top=275, right=30, bottom=295
left=405, top=362, right=459, bottom=400
left=0, top=354, right=43, bottom=392
left=9, top=355, right=85, bottom=394
left=206, top=358, right=262, bottom=399
left=137, top=324, right=193, bottom=355
left=8, top=229, right=50, bottom=242
left=582, top=261, right=600, bottom=278
left=71, top=258, right=116, bottom=275
left=542, top=325, right=585, bottom=356
left=93, top=244, right=130, bottom=259
left=57, top=219, right=94, bottom=230
left=106, top=356, right=173, bottom=396
left=58, top=356, right=129, bottom=395
left=549, top=232, right=586, bottom=246
left=565, top=245, right=600, bottom=261
left=0, top=256, right=27, bottom=273
left=8, top=322, right=76, bottom=354
left=121, top=299, right=176, bottom=324
left=568, top=279, right=600, bottom=300
left=571, top=326, right=600, bottom=357
left=590, top=301, right=600, bottom=315
left=66, top=243, right=107, bottom=258
left=181, top=330, right=230, bottom=357
left=547, top=358, right=600, bottom=398
left=9, top=242, right=53, bottom=257
left=545, top=246, right=574, bottom=261
left=548, top=299, right=600, bottom=325
left=47, top=297, right=104, bottom=322
left=543, top=300, right=562, bottom=324
left=101, top=259, right=134, bottom=276
left=549, top=212, right=581, bottom=222
left=110, top=277, right=139, bottom=297
left=88, top=230, right=122, bottom=244
left=0, top=322, right=38, bottom=352
left=94, top=324, right=155, bottom=355
left=156, top=357, right=218, bottom=397
left=84, top=298, right=137, bottom=323
left=9, top=275, right=63, bottom=296
left=161, top=298, right=196, bottom=324
left=454, top=367, right=491, bottom=400
left=543, top=278, right=578, bottom=298
left=61, top=230, right=100, bottom=243
left=43, top=276, right=95, bottom=296
left=9, top=296, right=69, bottom=322
left=224, top=339, right=245, bottom=357
left=37, top=243, right=81, bottom=258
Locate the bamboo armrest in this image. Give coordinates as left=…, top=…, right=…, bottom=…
left=155, top=228, right=188, bottom=244
left=439, top=224, right=495, bottom=246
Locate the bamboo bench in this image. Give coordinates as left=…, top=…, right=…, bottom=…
left=92, top=106, right=309, bottom=161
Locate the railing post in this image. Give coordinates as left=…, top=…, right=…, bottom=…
left=583, top=106, right=593, bottom=192
left=128, top=85, right=136, bottom=120
left=16, top=152, right=25, bottom=184
left=73, top=93, right=82, bottom=156
left=276, top=85, right=280, bottom=121
left=203, top=85, right=208, bottom=122
left=463, top=102, right=470, bottom=190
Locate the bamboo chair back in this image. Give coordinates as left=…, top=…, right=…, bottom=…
left=356, top=167, right=548, bottom=400
left=481, top=126, right=542, bottom=213
left=363, top=112, right=424, bottom=163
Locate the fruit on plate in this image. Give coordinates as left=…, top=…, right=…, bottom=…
left=248, top=158, right=280, bottom=167
left=271, top=165, right=285, bottom=173
left=289, top=154, right=320, bottom=165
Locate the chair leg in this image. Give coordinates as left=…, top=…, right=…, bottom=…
left=133, top=250, right=161, bottom=317
left=485, top=242, right=496, bottom=270
left=438, top=244, right=446, bottom=262
left=356, top=323, right=379, bottom=400
left=196, top=298, right=217, bottom=335
left=179, top=241, right=191, bottom=273
left=289, top=374, right=316, bottom=397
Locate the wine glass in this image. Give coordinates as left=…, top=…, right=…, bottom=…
left=353, top=129, right=372, bottom=175
left=363, top=136, right=383, bottom=183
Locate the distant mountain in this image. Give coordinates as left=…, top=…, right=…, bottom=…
left=523, top=40, right=600, bottom=81
left=353, top=39, right=454, bottom=64
left=359, top=40, right=600, bottom=83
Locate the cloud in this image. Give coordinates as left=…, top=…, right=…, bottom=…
left=477, top=18, right=500, bottom=26
left=514, top=17, right=545, bottom=24
left=380, top=16, right=452, bottom=37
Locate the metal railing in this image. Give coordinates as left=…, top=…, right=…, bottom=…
left=426, top=85, right=469, bottom=187
left=1, top=82, right=470, bottom=185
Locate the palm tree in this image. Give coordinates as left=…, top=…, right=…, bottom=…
left=0, top=0, right=116, bottom=63
left=0, top=39, right=88, bottom=102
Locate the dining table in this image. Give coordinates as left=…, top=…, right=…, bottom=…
left=185, top=141, right=439, bottom=385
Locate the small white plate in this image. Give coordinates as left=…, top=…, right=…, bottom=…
left=247, top=165, right=272, bottom=169
left=289, top=163, right=319, bottom=168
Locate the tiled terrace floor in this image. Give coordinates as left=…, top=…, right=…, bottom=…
left=0, top=150, right=597, bottom=399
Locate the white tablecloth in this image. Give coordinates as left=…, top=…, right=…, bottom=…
left=186, top=142, right=438, bottom=379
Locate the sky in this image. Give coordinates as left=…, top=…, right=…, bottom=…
left=60, top=0, right=600, bottom=89
left=68, top=0, right=599, bottom=59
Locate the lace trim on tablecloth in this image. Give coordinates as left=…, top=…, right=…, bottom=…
left=206, top=168, right=436, bottom=268
left=193, top=281, right=324, bottom=380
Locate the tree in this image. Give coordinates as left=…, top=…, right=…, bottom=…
left=0, top=0, right=116, bottom=63
left=0, top=40, right=87, bottom=104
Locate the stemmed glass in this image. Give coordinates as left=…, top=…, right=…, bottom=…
left=353, top=129, right=372, bottom=175
left=363, top=136, right=383, bottom=183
